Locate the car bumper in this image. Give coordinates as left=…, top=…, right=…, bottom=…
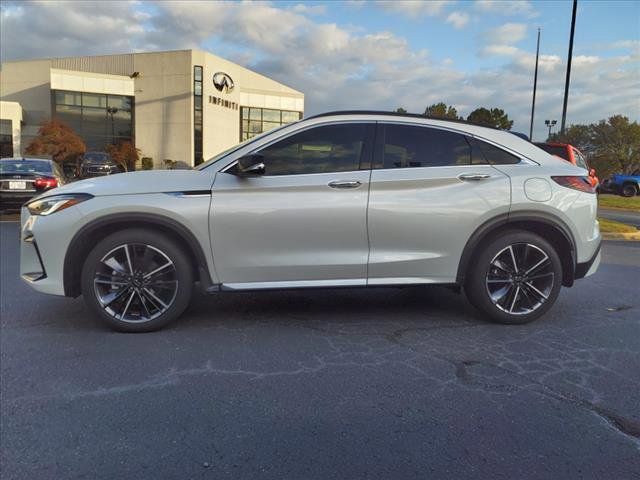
left=20, top=206, right=83, bottom=296
left=0, top=191, right=36, bottom=209
left=575, top=240, right=601, bottom=280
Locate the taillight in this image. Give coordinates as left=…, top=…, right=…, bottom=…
left=34, top=177, right=58, bottom=190
left=551, top=176, right=596, bottom=194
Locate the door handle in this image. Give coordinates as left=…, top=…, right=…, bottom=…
left=458, top=173, right=492, bottom=181
left=328, top=180, right=362, bottom=189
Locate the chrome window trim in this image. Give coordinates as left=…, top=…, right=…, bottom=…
left=220, top=119, right=376, bottom=175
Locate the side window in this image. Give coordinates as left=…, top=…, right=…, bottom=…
left=382, top=125, right=473, bottom=169
left=573, top=149, right=588, bottom=169
left=256, top=124, right=369, bottom=176
left=473, top=138, right=521, bottom=165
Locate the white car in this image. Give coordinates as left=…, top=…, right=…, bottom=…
left=20, top=111, right=601, bottom=332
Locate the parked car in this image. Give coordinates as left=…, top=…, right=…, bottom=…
left=79, top=151, right=123, bottom=178
left=20, top=111, right=601, bottom=332
left=534, top=142, right=598, bottom=187
left=604, top=171, right=640, bottom=197
left=0, top=158, right=66, bottom=211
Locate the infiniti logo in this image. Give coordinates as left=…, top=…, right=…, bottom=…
left=212, top=72, right=234, bottom=94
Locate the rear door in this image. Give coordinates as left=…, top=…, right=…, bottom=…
left=367, top=122, right=512, bottom=285
left=211, top=122, right=374, bottom=287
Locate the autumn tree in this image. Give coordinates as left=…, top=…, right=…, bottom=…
left=550, top=115, right=640, bottom=176
left=423, top=102, right=461, bottom=120
left=25, top=120, right=86, bottom=165
left=105, top=141, right=140, bottom=172
left=466, top=107, right=513, bottom=130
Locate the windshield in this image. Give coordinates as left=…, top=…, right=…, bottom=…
left=83, top=152, right=110, bottom=163
left=572, top=148, right=589, bottom=169
left=196, top=123, right=296, bottom=170
left=0, top=160, right=52, bottom=174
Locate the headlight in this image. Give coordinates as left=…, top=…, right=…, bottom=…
left=26, top=194, right=93, bottom=216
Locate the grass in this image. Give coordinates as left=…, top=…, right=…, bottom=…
left=598, top=194, right=640, bottom=212
left=598, top=217, right=638, bottom=234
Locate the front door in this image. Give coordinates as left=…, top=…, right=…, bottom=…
left=210, top=122, right=374, bottom=288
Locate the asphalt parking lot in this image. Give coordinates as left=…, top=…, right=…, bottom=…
left=1, top=221, right=639, bottom=479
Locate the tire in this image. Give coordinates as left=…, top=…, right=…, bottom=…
left=464, top=229, right=563, bottom=325
left=621, top=183, right=638, bottom=197
left=81, top=228, right=194, bottom=332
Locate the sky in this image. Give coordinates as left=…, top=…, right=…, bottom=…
left=1, top=0, right=639, bottom=140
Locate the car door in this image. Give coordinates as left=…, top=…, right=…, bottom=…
left=367, top=122, right=512, bottom=285
left=210, top=122, right=374, bottom=288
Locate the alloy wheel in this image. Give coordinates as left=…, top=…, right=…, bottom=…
left=93, top=243, right=178, bottom=323
left=485, top=243, right=555, bottom=315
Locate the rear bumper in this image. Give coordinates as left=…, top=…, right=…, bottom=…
left=575, top=240, right=601, bottom=280
left=0, top=191, right=36, bottom=209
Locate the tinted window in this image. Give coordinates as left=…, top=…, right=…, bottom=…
left=535, top=143, right=569, bottom=161
left=474, top=139, right=521, bottom=165
left=382, top=125, right=472, bottom=169
left=257, top=124, right=368, bottom=176
left=0, top=160, right=52, bottom=174
left=83, top=152, right=110, bottom=163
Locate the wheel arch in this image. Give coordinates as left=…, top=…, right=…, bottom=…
left=63, top=213, right=214, bottom=297
left=456, top=211, right=577, bottom=288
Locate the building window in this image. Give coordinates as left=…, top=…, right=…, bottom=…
left=194, top=65, right=203, bottom=166
left=52, top=90, right=134, bottom=150
left=240, top=107, right=302, bottom=142
left=0, top=119, right=13, bottom=158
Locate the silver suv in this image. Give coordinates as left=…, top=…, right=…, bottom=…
left=20, top=111, right=601, bottom=331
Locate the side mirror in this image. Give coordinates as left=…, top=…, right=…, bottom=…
left=236, top=154, right=265, bottom=176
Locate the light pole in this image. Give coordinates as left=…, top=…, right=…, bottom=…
left=560, top=0, right=578, bottom=134
left=545, top=119, right=557, bottom=139
left=529, top=27, right=541, bottom=141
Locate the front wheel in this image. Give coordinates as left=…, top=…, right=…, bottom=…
left=465, top=230, right=563, bottom=324
left=81, top=229, right=194, bottom=332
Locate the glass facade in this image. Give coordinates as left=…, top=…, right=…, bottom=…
left=0, top=119, right=13, bottom=158
left=194, top=66, right=203, bottom=165
left=52, top=90, right=134, bottom=150
left=240, top=107, right=302, bottom=141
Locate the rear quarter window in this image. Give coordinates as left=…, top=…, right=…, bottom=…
left=472, top=138, right=521, bottom=165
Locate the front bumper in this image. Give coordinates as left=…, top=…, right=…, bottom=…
left=20, top=206, right=83, bottom=296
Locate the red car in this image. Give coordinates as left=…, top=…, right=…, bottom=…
left=535, top=142, right=599, bottom=187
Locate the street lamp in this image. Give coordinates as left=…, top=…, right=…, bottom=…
left=106, top=106, right=119, bottom=144
left=545, top=119, right=557, bottom=139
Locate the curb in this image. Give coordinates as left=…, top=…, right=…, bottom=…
left=602, top=231, right=640, bottom=241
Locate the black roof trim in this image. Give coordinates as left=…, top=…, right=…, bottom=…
left=305, top=110, right=531, bottom=141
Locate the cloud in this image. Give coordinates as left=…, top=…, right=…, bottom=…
left=290, top=3, right=326, bottom=15
left=0, top=0, right=638, bottom=142
left=474, top=0, right=539, bottom=18
left=446, top=11, right=470, bottom=29
left=378, top=0, right=454, bottom=18
left=484, top=22, right=527, bottom=45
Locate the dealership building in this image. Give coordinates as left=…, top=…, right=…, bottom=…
left=0, top=49, right=304, bottom=167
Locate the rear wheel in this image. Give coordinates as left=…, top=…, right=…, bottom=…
left=621, top=183, right=638, bottom=197
left=465, top=230, right=563, bottom=324
left=81, top=229, right=194, bottom=332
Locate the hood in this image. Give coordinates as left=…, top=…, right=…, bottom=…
left=50, top=170, right=214, bottom=196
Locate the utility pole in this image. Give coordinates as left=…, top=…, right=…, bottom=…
left=560, top=0, right=577, bottom=134
left=529, top=27, right=541, bottom=141
left=545, top=119, right=557, bottom=139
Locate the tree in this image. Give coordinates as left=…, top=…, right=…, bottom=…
left=105, top=141, right=140, bottom=172
left=25, top=120, right=86, bottom=165
left=466, top=107, right=514, bottom=130
left=549, top=116, right=640, bottom=177
left=395, top=107, right=407, bottom=114
left=423, top=102, right=461, bottom=120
